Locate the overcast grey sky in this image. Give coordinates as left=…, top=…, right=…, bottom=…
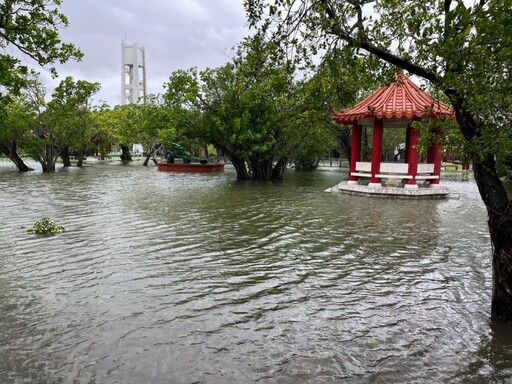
left=36, top=0, right=249, bottom=106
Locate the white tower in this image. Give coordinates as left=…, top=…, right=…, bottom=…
left=121, top=41, right=147, bottom=104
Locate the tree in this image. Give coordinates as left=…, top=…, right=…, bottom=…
left=92, top=104, right=120, bottom=159
left=244, top=0, right=512, bottom=319
left=0, top=93, right=34, bottom=171
left=20, top=76, right=99, bottom=172
left=99, top=104, right=138, bottom=162
left=19, top=76, right=57, bottom=172
left=164, top=34, right=322, bottom=180
left=47, top=76, right=100, bottom=166
left=0, top=0, right=82, bottom=96
left=0, top=0, right=82, bottom=170
left=130, top=94, right=176, bottom=166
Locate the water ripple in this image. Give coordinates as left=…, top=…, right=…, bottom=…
left=0, top=165, right=506, bottom=383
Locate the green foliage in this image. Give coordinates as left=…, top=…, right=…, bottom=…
left=47, top=76, right=101, bottom=150
left=91, top=97, right=179, bottom=160
left=165, top=32, right=358, bottom=179
left=291, top=123, right=336, bottom=170
left=27, top=217, right=64, bottom=235
left=0, top=1, right=82, bottom=170
left=159, top=128, right=176, bottom=149
left=132, top=94, right=176, bottom=152
left=0, top=90, right=34, bottom=145
left=164, top=33, right=299, bottom=179
left=17, top=75, right=100, bottom=171
left=89, top=103, right=119, bottom=156
left=412, top=116, right=462, bottom=156
left=97, top=104, right=138, bottom=151
left=0, top=0, right=82, bottom=100
left=381, top=128, right=406, bottom=161
left=292, top=48, right=380, bottom=166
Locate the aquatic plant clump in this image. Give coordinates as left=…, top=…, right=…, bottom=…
left=27, top=218, right=65, bottom=235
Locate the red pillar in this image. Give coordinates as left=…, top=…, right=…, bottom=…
left=348, top=122, right=362, bottom=185
left=427, top=128, right=443, bottom=187
left=462, top=157, right=471, bottom=171
left=404, top=125, right=411, bottom=163
left=405, top=122, right=420, bottom=189
left=369, top=118, right=383, bottom=187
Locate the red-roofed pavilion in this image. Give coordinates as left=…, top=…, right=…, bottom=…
left=332, top=72, right=453, bottom=190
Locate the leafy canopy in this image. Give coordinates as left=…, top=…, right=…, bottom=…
left=0, top=0, right=82, bottom=99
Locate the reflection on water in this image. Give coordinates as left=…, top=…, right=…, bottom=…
left=0, top=162, right=508, bottom=383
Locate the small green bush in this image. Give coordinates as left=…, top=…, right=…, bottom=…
left=27, top=218, right=64, bottom=235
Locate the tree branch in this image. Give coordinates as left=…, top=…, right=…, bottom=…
left=321, top=0, right=440, bottom=84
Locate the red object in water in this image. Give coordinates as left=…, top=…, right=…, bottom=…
left=157, top=162, right=225, bottom=173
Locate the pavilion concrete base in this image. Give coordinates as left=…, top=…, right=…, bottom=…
left=325, top=181, right=451, bottom=199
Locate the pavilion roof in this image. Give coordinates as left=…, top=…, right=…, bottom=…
left=332, top=72, right=453, bottom=125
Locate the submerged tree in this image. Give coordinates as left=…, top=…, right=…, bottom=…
left=165, top=33, right=335, bottom=180
left=94, top=104, right=140, bottom=162
left=115, top=104, right=138, bottom=162
left=20, top=76, right=99, bottom=172
left=244, top=0, right=512, bottom=319
left=0, top=0, right=82, bottom=170
left=130, top=94, right=175, bottom=166
left=47, top=76, right=101, bottom=167
left=0, top=93, right=34, bottom=171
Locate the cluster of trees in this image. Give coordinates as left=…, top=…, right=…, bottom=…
left=1, top=3, right=377, bottom=180
left=1, top=75, right=99, bottom=171
left=0, top=79, right=178, bottom=172
left=0, top=0, right=80, bottom=170
left=1, top=51, right=372, bottom=178
left=0, top=1, right=175, bottom=173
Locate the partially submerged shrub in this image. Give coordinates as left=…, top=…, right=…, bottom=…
left=27, top=218, right=64, bottom=235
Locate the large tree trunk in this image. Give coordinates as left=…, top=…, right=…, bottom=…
left=120, top=145, right=132, bottom=162
left=452, top=104, right=512, bottom=319
left=38, top=144, right=57, bottom=172
left=143, top=153, right=151, bottom=166
left=76, top=149, right=85, bottom=167
left=40, top=160, right=56, bottom=172
left=223, top=148, right=249, bottom=180
left=143, top=154, right=158, bottom=166
left=250, top=158, right=273, bottom=181
left=272, top=158, right=287, bottom=180
left=0, top=141, right=33, bottom=172
left=61, top=145, right=72, bottom=167
left=143, top=144, right=156, bottom=166
left=473, top=156, right=512, bottom=319
left=231, top=156, right=249, bottom=179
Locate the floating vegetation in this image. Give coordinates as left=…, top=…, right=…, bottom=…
left=27, top=218, right=65, bottom=235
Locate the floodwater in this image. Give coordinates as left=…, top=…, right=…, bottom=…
left=0, top=161, right=511, bottom=383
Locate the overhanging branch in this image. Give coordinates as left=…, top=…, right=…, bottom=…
left=321, top=0, right=440, bottom=84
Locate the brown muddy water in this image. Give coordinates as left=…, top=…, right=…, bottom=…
left=0, top=160, right=511, bottom=383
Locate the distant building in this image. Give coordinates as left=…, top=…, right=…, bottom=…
left=121, top=41, right=147, bottom=105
